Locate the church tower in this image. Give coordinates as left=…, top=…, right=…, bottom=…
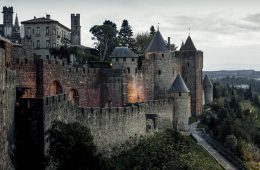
left=2, top=6, right=14, bottom=37
left=71, top=14, right=81, bottom=45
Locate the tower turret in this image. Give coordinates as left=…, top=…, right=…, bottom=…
left=2, top=6, right=14, bottom=36
left=168, top=74, right=191, bottom=131
left=71, top=13, right=81, bottom=45
left=179, top=35, right=203, bottom=117
left=203, top=75, right=213, bottom=104
left=145, top=30, right=174, bottom=99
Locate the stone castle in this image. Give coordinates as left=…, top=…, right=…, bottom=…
left=0, top=6, right=213, bottom=170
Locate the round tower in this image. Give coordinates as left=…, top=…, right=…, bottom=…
left=203, top=75, right=213, bottom=104
left=168, top=74, right=191, bottom=132
left=145, top=30, right=174, bottom=99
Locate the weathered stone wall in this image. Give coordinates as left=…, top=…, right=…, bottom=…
left=170, top=93, right=191, bottom=131
left=42, top=94, right=174, bottom=154
left=11, top=58, right=37, bottom=97
left=38, top=59, right=102, bottom=107
left=0, top=47, right=16, bottom=170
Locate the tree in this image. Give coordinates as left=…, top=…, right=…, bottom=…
left=46, top=121, right=106, bottom=170
left=90, top=20, right=118, bottom=61
left=134, top=32, right=152, bottom=55
left=150, top=25, right=155, bottom=36
left=118, top=19, right=135, bottom=51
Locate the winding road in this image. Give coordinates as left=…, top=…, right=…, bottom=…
left=189, top=122, right=238, bottom=170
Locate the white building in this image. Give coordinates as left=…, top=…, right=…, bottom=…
left=21, top=14, right=71, bottom=59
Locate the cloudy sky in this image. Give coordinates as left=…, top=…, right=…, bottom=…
left=1, top=0, right=260, bottom=71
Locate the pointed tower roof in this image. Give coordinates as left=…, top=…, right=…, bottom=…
left=180, top=41, right=184, bottom=51
left=145, top=31, right=169, bottom=52
left=203, top=75, right=213, bottom=86
left=182, top=36, right=197, bottom=51
left=14, top=13, right=19, bottom=27
left=168, top=74, right=190, bottom=93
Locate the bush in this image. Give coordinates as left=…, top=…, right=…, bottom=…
left=45, top=121, right=107, bottom=170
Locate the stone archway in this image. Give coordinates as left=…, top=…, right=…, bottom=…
left=68, top=89, right=79, bottom=104
left=49, top=80, right=63, bottom=96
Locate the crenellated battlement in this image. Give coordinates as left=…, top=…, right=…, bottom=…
left=43, top=93, right=171, bottom=117
left=42, top=59, right=100, bottom=75
left=12, top=58, right=36, bottom=68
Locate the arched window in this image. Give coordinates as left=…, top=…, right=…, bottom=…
left=68, top=89, right=79, bottom=104
left=49, top=80, right=63, bottom=96
left=127, top=67, right=130, bottom=73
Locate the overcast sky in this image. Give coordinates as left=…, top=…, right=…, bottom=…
left=1, top=0, right=260, bottom=71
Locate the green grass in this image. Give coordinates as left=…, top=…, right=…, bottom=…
left=107, top=129, right=223, bottom=170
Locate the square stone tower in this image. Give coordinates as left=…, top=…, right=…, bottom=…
left=71, top=14, right=81, bottom=45
left=2, top=6, right=14, bottom=37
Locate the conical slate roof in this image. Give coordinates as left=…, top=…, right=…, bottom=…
left=182, top=36, right=197, bottom=51
left=203, top=75, right=213, bottom=86
left=168, top=74, right=190, bottom=93
left=145, top=31, right=169, bottom=52
left=14, top=14, right=19, bottom=27
left=179, top=41, right=184, bottom=51
left=110, top=47, right=138, bottom=58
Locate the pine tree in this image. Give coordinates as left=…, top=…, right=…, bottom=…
left=150, top=25, right=155, bottom=36
left=118, top=19, right=135, bottom=50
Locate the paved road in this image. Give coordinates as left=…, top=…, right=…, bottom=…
left=189, top=122, right=238, bottom=170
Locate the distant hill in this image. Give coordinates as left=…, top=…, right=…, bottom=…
left=204, top=70, right=260, bottom=80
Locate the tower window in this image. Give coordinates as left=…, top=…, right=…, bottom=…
left=127, top=67, right=130, bottom=73
left=74, top=19, right=77, bottom=25
left=187, top=62, right=190, bottom=67
left=132, top=58, right=135, bottom=62
left=116, top=58, right=119, bottom=62
left=158, top=70, right=161, bottom=75
left=179, top=92, right=182, bottom=96
left=123, top=58, right=126, bottom=62
left=185, top=78, right=187, bottom=82
left=162, top=54, right=164, bottom=58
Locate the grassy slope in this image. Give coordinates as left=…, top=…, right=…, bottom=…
left=107, top=129, right=223, bottom=170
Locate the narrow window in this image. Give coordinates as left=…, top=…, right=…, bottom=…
left=46, top=40, right=50, bottom=48
left=116, top=58, right=119, bottom=62
left=187, top=62, right=190, bottom=67
left=123, top=58, right=126, bottom=62
left=132, top=58, right=135, bottom=62
left=162, top=54, right=164, bottom=58
left=36, top=27, right=40, bottom=35
left=37, top=40, right=40, bottom=48
left=127, top=67, right=130, bottom=73
left=27, top=27, right=31, bottom=36
left=158, top=70, right=161, bottom=75
left=46, top=27, right=49, bottom=35
left=179, top=92, right=182, bottom=96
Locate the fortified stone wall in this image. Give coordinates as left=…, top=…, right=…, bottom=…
left=11, top=58, right=36, bottom=97
left=38, top=59, right=101, bottom=107
left=0, top=47, right=16, bottom=170
left=42, top=93, right=174, bottom=154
